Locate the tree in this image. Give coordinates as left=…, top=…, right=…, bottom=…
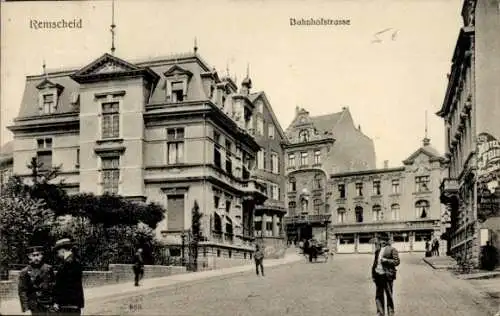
left=0, top=195, right=55, bottom=272
left=4, top=157, right=70, bottom=217
left=188, top=200, right=203, bottom=271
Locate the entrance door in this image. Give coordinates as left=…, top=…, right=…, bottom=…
left=300, top=226, right=313, bottom=241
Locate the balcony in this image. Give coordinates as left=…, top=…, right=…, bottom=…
left=440, top=178, right=459, bottom=205
left=242, top=179, right=268, bottom=203
left=284, top=214, right=331, bottom=225
left=333, top=219, right=437, bottom=234
left=211, top=231, right=223, bottom=243
left=258, top=199, right=286, bottom=211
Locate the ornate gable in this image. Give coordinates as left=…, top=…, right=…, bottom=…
left=36, top=78, right=64, bottom=93
left=164, top=64, right=193, bottom=78
left=74, top=53, right=140, bottom=76
left=70, top=53, right=159, bottom=85
left=403, top=148, right=437, bottom=165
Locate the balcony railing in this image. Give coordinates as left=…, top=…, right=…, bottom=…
left=284, top=214, right=331, bottom=225
left=225, top=233, right=234, bottom=244
left=212, top=230, right=223, bottom=243
left=333, top=219, right=438, bottom=233
left=441, top=178, right=459, bottom=193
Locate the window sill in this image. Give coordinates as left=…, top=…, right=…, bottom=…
left=389, top=193, right=401, bottom=197
left=96, top=138, right=123, bottom=145
left=413, top=190, right=432, bottom=195
left=312, top=163, right=322, bottom=167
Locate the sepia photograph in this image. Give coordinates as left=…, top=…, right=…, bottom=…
left=0, top=0, right=499, bottom=315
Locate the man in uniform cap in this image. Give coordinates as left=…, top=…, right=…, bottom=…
left=18, top=246, right=56, bottom=315
left=53, top=238, right=84, bottom=315
left=371, top=233, right=400, bottom=316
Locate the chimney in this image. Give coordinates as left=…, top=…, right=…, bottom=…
left=296, top=106, right=300, bottom=114
left=384, top=160, right=389, bottom=169
left=358, top=124, right=361, bottom=131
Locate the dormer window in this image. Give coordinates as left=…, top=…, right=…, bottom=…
left=42, top=94, right=55, bottom=114
left=171, top=82, right=184, bottom=102
left=164, top=65, right=192, bottom=103
left=37, top=78, right=64, bottom=115
left=299, top=129, right=309, bottom=142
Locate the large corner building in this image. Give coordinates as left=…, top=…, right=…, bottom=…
left=7, top=50, right=288, bottom=267
left=437, top=0, right=500, bottom=266
left=283, top=106, right=376, bottom=244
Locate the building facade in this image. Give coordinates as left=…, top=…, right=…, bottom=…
left=437, top=0, right=500, bottom=266
left=283, top=106, right=376, bottom=245
left=249, top=92, right=288, bottom=258
left=330, top=138, right=447, bottom=254
left=7, top=50, right=282, bottom=265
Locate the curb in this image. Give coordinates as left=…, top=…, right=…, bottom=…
left=459, top=273, right=500, bottom=281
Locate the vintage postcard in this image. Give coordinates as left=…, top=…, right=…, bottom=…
left=1, top=0, right=499, bottom=315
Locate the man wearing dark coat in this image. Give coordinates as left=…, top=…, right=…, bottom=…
left=18, top=246, right=56, bottom=315
left=53, top=239, right=84, bottom=316
left=132, top=248, right=144, bottom=286
left=254, top=244, right=265, bottom=276
left=371, top=233, right=400, bottom=316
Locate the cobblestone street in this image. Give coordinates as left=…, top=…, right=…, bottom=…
left=85, top=254, right=498, bottom=315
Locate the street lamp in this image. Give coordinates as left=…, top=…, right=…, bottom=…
left=181, top=232, right=186, bottom=266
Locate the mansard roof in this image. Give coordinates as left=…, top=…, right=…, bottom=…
left=15, top=52, right=222, bottom=119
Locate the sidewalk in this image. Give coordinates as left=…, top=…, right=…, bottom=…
left=0, top=252, right=302, bottom=315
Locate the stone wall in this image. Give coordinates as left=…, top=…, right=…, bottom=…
left=258, top=237, right=287, bottom=259
left=195, top=244, right=255, bottom=271
left=0, top=264, right=187, bottom=299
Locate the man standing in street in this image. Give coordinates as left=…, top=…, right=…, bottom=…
left=18, top=246, right=56, bottom=315
left=432, top=237, right=440, bottom=257
left=133, top=248, right=144, bottom=287
left=371, top=233, right=400, bottom=316
left=254, top=244, right=264, bottom=276
left=53, top=238, right=84, bottom=316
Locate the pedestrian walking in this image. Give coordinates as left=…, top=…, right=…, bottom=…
left=425, top=239, right=432, bottom=257
left=18, top=246, right=56, bottom=315
left=432, top=238, right=440, bottom=257
left=133, top=248, right=145, bottom=286
left=254, top=244, right=264, bottom=276
left=480, top=241, right=499, bottom=271
left=53, top=238, right=84, bottom=316
left=372, top=233, right=400, bottom=316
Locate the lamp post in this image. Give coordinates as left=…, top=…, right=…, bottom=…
left=181, top=232, right=186, bottom=266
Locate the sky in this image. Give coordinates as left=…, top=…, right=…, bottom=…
left=0, top=0, right=463, bottom=168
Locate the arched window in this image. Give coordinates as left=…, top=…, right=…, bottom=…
left=288, top=177, right=296, bottom=192
left=214, top=213, right=222, bottom=232
left=415, top=200, right=430, bottom=219
left=314, top=173, right=323, bottom=189
left=225, top=217, right=233, bottom=238
left=288, top=201, right=296, bottom=215
left=298, top=129, right=309, bottom=142
left=391, top=204, right=400, bottom=221
left=337, top=207, right=346, bottom=223
left=313, top=199, right=322, bottom=214
left=355, top=206, right=364, bottom=223
left=372, top=204, right=382, bottom=221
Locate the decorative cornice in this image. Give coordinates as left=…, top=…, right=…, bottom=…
left=283, top=137, right=335, bottom=149
left=331, top=167, right=405, bottom=179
